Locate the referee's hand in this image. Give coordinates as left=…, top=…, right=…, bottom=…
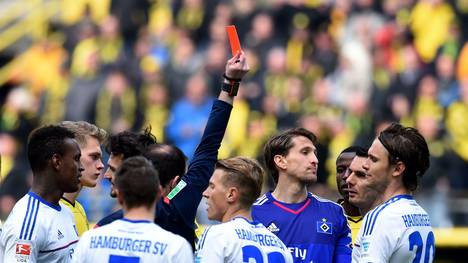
left=225, top=51, right=249, bottom=81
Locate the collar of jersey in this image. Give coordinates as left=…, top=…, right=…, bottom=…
left=386, top=194, right=413, bottom=202
left=231, top=216, right=262, bottom=226
left=120, top=218, right=153, bottom=224
left=268, top=192, right=312, bottom=215
left=28, top=191, right=61, bottom=211
left=371, top=194, right=414, bottom=212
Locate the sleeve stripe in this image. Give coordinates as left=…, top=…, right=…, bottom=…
left=197, top=226, right=211, bottom=250
left=28, top=200, right=40, bottom=240
left=19, top=195, right=33, bottom=239
left=23, top=199, right=39, bottom=240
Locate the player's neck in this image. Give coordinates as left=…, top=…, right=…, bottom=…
left=222, top=207, right=252, bottom=223
left=124, top=206, right=155, bottom=222
left=272, top=176, right=308, bottom=203
left=31, top=175, right=63, bottom=205
left=371, top=185, right=411, bottom=210
left=342, top=199, right=361, bottom=217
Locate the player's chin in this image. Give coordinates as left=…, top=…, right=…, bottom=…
left=302, top=174, right=317, bottom=184
left=347, top=192, right=359, bottom=202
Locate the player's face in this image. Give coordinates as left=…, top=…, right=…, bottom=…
left=79, top=136, right=104, bottom=188
left=361, top=139, right=394, bottom=207
left=346, top=156, right=379, bottom=213
left=282, top=136, right=318, bottom=184
left=203, top=169, right=229, bottom=222
left=57, top=138, right=83, bottom=193
left=336, top=152, right=355, bottom=200
left=103, top=153, right=124, bottom=198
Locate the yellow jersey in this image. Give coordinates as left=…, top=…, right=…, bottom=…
left=347, top=215, right=363, bottom=244
left=338, top=199, right=363, bottom=244
left=60, top=198, right=89, bottom=236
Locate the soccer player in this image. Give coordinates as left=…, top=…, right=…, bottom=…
left=335, top=146, right=366, bottom=243
left=252, top=127, right=352, bottom=263
left=346, top=148, right=379, bottom=215
left=59, top=121, right=107, bottom=236
left=351, top=123, right=435, bottom=263
left=73, top=156, right=193, bottom=263
left=196, top=157, right=293, bottom=263
left=103, top=128, right=157, bottom=198
left=95, top=51, right=250, bottom=248
left=0, top=125, right=83, bottom=262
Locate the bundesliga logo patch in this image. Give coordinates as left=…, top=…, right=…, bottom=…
left=16, top=243, right=31, bottom=255
left=15, top=241, right=32, bottom=262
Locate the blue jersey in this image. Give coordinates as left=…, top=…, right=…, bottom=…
left=252, top=192, right=352, bottom=263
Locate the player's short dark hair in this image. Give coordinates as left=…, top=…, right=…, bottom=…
left=27, top=125, right=75, bottom=173
left=114, top=156, right=160, bottom=209
left=378, top=122, right=430, bottom=191
left=355, top=147, right=369, bottom=158
left=105, top=127, right=156, bottom=159
left=143, top=143, right=187, bottom=187
left=337, top=146, right=368, bottom=164
left=339, top=146, right=366, bottom=156
left=264, top=127, right=317, bottom=183
left=216, top=157, right=264, bottom=209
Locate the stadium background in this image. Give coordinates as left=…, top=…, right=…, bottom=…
left=0, top=0, right=467, bottom=261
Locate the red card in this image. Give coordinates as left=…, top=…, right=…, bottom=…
left=226, top=25, right=242, bottom=56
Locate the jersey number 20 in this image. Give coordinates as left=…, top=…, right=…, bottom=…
left=408, top=231, right=435, bottom=263
left=242, top=245, right=285, bottom=263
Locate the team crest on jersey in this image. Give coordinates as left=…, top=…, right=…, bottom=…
left=15, top=241, right=32, bottom=262
left=267, top=222, right=280, bottom=233
left=316, top=218, right=333, bottom=235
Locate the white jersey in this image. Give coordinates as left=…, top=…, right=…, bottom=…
left=352, top=195, right=435, bottom=263
left=196, top=217, right=293, bottom=263
left=72, top=218, right=193, bottom=263
left=0, top=191, right=79, bottom=263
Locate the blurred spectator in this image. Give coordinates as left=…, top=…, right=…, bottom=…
left=410, top=0, right=455, bottom=62
left=95, top=68, right=136, bottom=133
left=165, top=72, right=214, bottom=160
left=0, top=133, right=30, bottom=220
left=110, top=0, right=150, bottom=49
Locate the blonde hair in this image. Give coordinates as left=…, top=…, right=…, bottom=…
left=58, top=121, right=107, bottom=148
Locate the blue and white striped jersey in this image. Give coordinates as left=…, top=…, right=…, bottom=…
left=352, top=195, right=435, bottom=263
left=0, top=191, right=79, bottom=262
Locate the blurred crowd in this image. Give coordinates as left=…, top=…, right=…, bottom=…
left=1, top=0, right=468, bottom=226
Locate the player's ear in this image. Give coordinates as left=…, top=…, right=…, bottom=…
left=51, top=153, right=62, bottom=170
left=274, top=155, right=287, bottom=170
left=226, top=187, right=238, bottom=204
left=392, top=161, right=406, bottom=177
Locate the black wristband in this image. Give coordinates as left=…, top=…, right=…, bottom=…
left=221, top=81, right=239, bottom=96
left=223, top=73, right=242, bottom=82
